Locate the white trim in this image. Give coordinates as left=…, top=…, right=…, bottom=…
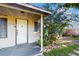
left=40, top=14, right=43, bottom=53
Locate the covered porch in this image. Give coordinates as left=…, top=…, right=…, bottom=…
left=0, top=43, right=41, bottom=56
left=0, top=3, right=51, bottom=55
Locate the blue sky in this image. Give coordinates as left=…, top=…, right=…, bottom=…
left=32, top=3, right=44, bottom=8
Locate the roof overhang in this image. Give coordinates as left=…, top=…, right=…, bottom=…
left=0, top=3, right=52, bottom=16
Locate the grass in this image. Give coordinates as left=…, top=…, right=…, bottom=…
left=72, top=51, right=79, bottom=55
left=43, top=44, right=79, bottom=56
left=72, top=36, right=79, bottom=40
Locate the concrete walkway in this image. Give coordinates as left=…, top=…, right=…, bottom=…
left=0, top=43, right=41, bottom=56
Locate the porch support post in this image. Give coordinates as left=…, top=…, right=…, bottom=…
left=40, top=14, right=43, bottom=53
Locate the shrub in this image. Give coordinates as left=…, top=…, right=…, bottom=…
left=36, top=36, right=58, bottom=46
left=35, top=38, right=48, bottom=46
left=48, top=36, right=58, bottom=44
left=35, top=39, right=41, bottom=46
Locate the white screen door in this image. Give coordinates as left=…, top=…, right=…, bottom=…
left=17, top=19, right=27, bottom=44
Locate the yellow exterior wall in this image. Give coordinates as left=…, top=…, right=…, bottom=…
left=28, top=19, right=40, bottom=43
left=0, top=16, right=16, bottom=49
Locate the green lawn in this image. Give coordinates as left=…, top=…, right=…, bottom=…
left=43, top=44, right=79, bottom=56
left=72, top=36, right=79, bottom=40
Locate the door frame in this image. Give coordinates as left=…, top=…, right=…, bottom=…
left=15, top=18, right=28, bottom=45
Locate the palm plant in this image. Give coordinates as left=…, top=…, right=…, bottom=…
left=42, top=3, right=79, bottom=45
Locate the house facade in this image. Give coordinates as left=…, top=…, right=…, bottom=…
left=0, top=3, right=51, bottom=50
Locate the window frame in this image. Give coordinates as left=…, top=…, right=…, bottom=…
left=34, top=21, right=39, bottom=32
left=0, top=18, right=7, bottom=38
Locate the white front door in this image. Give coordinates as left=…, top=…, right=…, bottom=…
left=17, top=19, right=27, bottom=44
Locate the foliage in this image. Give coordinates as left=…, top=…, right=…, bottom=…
left=36, top=37, right=58, bottom=46
left=35, top=39, right=48, bottom=46
left=35, top=39, right=41, bottom=46
left=42, top=3, right=79, bottom=42
left=64, top=3, right=79, bottom=8
left=72, top=36, right=79, bottom=40
left=43, top=44, right=79, bottom=56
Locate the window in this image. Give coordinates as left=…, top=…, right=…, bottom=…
left=0, top=18, right=7, bottom=38
left=34, top=22, right=39, bottom=32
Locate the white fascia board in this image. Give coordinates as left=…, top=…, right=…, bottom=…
left=17, top=3, right=52, bottom=15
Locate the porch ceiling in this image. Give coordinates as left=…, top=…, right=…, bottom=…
left=0, top=3, right=52, bottom=15
left=0, top=6, right=40, bottom=20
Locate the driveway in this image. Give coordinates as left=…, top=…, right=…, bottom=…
left=0, top=43, right=41, bottom=56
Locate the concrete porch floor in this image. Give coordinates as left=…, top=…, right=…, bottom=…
left=0, top=43, right=41, bottom=56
